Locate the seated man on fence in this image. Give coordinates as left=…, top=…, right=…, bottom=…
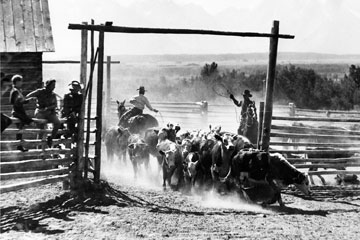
left=26, top=79, right=61, bottom=148
left=10, top=75, right=34, bottom=151
left=61, top=80, right=83, bottom=142
left=119, top=86, right=158, bottom=127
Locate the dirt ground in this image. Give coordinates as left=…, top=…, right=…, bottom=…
left=1, top=160, right=360, bottom=240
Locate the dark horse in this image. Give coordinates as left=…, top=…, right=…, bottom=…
left=116, top=100, right=159, bottom=134
left=241, top=102, right=259, bottom=145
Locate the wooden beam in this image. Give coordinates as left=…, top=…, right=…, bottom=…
left=270, top=132, right=360, bottom=141
left=294, top=163, right=360, bottom=169
left=0, top=168, right=69, bottom=180
left=0, top=157, right=73, bottom=173
left=270, top=141, right=360, bottom=148
left=261, top=21, right=279, bottom=151
left=0, top=174, right=69, bottom=194
left=308, top=170, right=360, bottom=175
left=68, top=24, right=295, bottom=39
left=271, top=124, right=360, bottom=135
left=0, top=148, right=73, bottom=161
left=42, top=60, right=120, bottom=64
left=272, top=116, right=360, bottom=122
left=269, top=149, right=360, bottom=155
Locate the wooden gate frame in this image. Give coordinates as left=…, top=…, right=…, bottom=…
left=68, top=20, right=294, bottom=183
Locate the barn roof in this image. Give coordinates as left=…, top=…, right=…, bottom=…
left=0, top=0, right=55, bottom=52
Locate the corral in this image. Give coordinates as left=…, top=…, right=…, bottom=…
left=1, top=4, right=360, bottom=239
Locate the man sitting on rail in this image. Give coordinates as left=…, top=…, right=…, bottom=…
left=26, top=79, right=61, bottom=148
left=10, top=75, right=34, bottom=151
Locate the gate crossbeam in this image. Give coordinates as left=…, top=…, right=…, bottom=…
left=68, top=24, right=294, bottom=39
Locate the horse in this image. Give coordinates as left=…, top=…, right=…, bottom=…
left=241, top=102, right=259, bottom=145
left=116, top=99, right=159, bottom=135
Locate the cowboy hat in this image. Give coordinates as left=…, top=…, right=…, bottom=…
left=68, top=80, right=82, bottom=90
left=137, top=86, right=146, bottom=92
left=243, top=89, right=252, bottom=97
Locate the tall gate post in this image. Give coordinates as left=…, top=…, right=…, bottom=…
left=77, top=22, right=87, bottom=178
left=261, top=20, right=279, bottom=151
left=94, top=30, right=105, bottom=183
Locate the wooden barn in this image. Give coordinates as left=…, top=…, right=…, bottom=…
left=0, top=0, right=55, bottom=111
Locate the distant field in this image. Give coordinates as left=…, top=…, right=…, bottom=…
left=43, top=53, right=360, bottom=102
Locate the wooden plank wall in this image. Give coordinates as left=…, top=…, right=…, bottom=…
left=0, top=0, right=55, bottom=52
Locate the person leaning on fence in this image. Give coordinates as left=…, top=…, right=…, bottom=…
left=119, top=86, right=158, bottom=126
left=9, top=75, right=34, bottom=151
left=230, top=89, right=255, bottom=135
left=1, top=73, right=12, bottom=133
left=61, top=80, right=83, bottom=142
left=26, top=79, right=61, bottom=148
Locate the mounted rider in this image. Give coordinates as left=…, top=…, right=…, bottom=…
left=230, top=89, right=256, bottom=135
left=119, top=86, right=158, bottom=127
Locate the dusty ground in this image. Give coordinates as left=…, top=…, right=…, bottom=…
left=1, top=159, right=360, bottom=240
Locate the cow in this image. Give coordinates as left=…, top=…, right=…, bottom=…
left=211, top=133, right=237, bottom=193
left=157, top=139, right=184, bottom=190
left=183, top=151, right=200, bottom=192
left=231, top=150, right=310, bottom=206
left=104, top=126, right=131, bottom=164
left=127, top=134, right=150, bottom=179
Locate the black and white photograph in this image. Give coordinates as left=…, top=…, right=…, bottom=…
left=1, top=0, right=360, bottom=239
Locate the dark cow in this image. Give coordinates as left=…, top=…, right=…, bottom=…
left=231, top=150, right=310, bottom=206
left=127, top=134, right=150, bottom=179
left=104, top=126, right=131, bottom=164
left=157, top=139, right=184, bottom=190
left=211, top=134, right=237, bottom=192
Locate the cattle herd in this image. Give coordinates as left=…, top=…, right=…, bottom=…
left=104, top=125, right=311, bottom=207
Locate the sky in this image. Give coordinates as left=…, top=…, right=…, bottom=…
left=46, top=0, right=360, bottom=59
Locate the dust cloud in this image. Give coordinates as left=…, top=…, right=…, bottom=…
left=100, top=154, right=273, bottom=215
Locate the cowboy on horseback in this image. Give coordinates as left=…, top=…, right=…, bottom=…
left=119, top=86, right=158, bottom=127
left=230, top=89, right=255, bottom=135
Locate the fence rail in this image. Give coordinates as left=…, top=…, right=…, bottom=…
left=270, top=103, right=360, bottom=184
left=0, top=117, right=74, bottom=194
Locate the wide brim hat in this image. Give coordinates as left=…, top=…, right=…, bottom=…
left=69, top=80, right=82, bottom=90
left=45, top=79, right=56, bottom=87
left=137, top=86, right=146, bottom=92
left=242, top=89, right=252, bottom=97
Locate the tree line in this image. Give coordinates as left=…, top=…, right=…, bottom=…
left=196, top=62, right=360, bottom=110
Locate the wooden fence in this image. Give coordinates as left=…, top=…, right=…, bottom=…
left=105, top=99, right=243, bottom=133
left=0, top=117, right=74, bottom=194
left=269, top=103, right=360, bottom=183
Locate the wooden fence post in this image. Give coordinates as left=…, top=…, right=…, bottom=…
left=200, top=101, right=208, bottom=126
left=261, top=20, right=279, bottom=152
left=94, top=30, right=105, bottom=183
left=289, top=102, right=295, bottom=116
left=76, top=22, right=87, bottom=181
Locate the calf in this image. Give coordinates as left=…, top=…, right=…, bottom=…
left=104, top=126, right=131, bottom=164
left=127, top=134, right=150, bottom=179
left=183, top=151, right=200, bottom=191
left=157, top=139, right=184, bottom=190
